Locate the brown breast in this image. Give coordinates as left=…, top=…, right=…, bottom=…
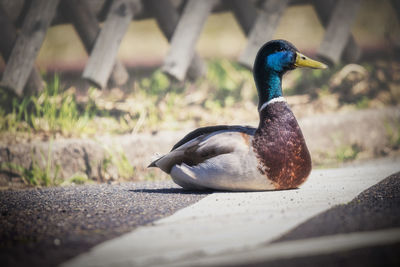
left=252, top=101, right=311, bottom=189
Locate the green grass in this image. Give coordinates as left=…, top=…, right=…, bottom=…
left=100, top=144, right=135, bottom=181
left=335, top=144, right=363, bottom=162
left=284, top=67, right=340, bottom=97
left=385, top=121, right=400, bottom=150
left=1, top=59, right=399, bottom=187
left=2, top=59, right=395, bottom=141
left=0, top=140, right=61, bottom=186
left=355, top=96, right=371, bottom=109
left=0, top=63, right=253, bottom=139
left=0, top=75, right=98, bottom=138
left=205, top=59, right=254, bottom=107
left=61, top=172, right=93, bottom=186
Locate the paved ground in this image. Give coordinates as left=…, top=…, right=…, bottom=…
left=61, top=158, right=400, bottom=267
left=220, top=172, right=400, bottom=267
left=274, top=172, right=400, bottom=242
left=0, top=181, right=209, bottom=267
left=1, top=158, right=399, bottom=267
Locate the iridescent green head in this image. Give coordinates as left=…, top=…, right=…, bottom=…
left=253, top=40, right=327, bottom=108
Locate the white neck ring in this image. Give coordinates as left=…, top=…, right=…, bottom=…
left=258, top=96, right=286, bottom=113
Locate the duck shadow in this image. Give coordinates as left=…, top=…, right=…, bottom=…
left=128, top=187, right=299, bottom=194
left=127, top=188, right=213, bottom=195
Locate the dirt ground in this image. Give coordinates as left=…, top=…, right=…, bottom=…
left=1, top=104, right=399, bottom=190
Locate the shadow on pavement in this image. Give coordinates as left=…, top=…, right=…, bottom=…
left=127, top=188, right=213, bottom=195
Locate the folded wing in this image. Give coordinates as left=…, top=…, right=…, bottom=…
left=150, top=126, right=255, bottom=173
left=149, top=126, right=275, bottom=191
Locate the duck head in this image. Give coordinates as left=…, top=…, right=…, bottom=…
left=253, top=40, right=327, bottom=110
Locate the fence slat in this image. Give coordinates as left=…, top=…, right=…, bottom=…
left=0, top=0, right=59, bottom=96
left=229, top=0, right=257, bottom=35
left=239, top=0, right=289, bottom=69
left=317, top=0, right=361, bottom=65
left=0, top=3, right=43, bottom=95
left=313, top=0, right=361, bottom=63
left=391, top=0, right=400, bottom=20
left=162, top=0, right=218, bottom=81
left=62, top=0, right=129, bottom=86
left=144, top=0, right=205, bottom=80
left=390, top=0, right=400, bottom=47
left=83, top=0, right=141, bottom=88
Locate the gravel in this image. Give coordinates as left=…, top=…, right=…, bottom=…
left=0, top=181, right=209, bottom=267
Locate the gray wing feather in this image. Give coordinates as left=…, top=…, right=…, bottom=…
left=150, top=130, right=250, bottom=173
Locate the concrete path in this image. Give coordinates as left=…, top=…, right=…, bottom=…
left=61, top=157, right=400, bottom=267
left=165, top=228, right=400, bottom=267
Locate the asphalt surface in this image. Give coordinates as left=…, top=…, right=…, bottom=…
left=0, top=181, right=209, bottom=267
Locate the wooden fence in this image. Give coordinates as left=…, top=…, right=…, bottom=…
left=0, top=0, right=395, bottom=96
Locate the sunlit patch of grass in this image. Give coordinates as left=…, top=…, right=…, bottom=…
left=2, top=59, right=398, bottom=143
left=355, top=96, right=371, bottom=109
left=123, top=61, right=256, bottom=132
left=205, top=59, right=255, bottom=108
left=29, top=79, right=94, bottom=135
left=116, top=150, right=135, bottom=179
left=61, top=172, right=93, bottom=186
left=0, top=60, right=330, bottom=141
left=143, top=170, right=158, bottom=181
left=0, top=75, right=98, bottom=139
left=385, top=121, right=400, bottom=150
left=284, top=66, right=342, bottom=97
left=99, top=144, right=135, bottom=181
left=335, top=144, right=363, bottom=162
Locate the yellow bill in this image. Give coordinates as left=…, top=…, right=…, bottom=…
left=295, top=52, right=328, bottom=69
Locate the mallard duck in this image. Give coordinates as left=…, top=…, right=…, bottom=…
left=149, top=40, right=327, bottom=191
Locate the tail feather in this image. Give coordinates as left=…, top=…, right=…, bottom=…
left=147, top=161, right=157, bottom=168
left=148, top=153, right=163, bottom=168
left=148, top=150, right=186, bottom=173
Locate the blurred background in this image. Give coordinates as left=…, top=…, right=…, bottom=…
left=0, top=0, right=399, bottom=189
left=32, top=0, right=400, bottom=69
